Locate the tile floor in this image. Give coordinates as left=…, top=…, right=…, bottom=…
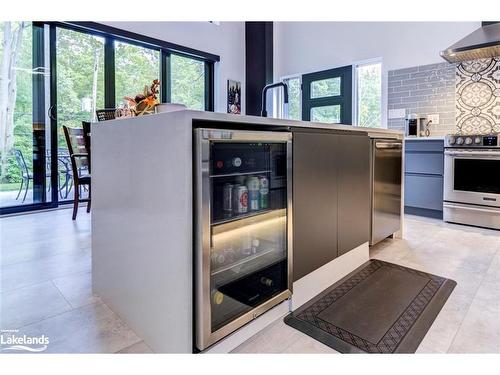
left=1, top=209, right=499, bottom=353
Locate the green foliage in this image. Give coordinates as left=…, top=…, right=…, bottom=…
left=286, top=78, right=301, bottom=120
left=357, top=63, right=382, bottom=128
left=115, top=41, right=159, bottom=107
left=311, top=77, right=340, bottom=98
left=0, top=22, right=33, bottom=183
left=171, top=54, right=205, bottom=110
left=56, top=28, right=105, bottom=148
left=311, top=105, right=341, bottom=123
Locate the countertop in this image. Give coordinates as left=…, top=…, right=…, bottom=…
left=102, top=109, right=403, bottom=139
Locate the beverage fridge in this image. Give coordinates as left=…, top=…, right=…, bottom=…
left=194, top=128, right=293, bottom=351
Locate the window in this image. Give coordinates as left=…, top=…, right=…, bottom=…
left=310, top=77, right=341, bottom=98
left=282, top=76, right=301, bottom=120
left=1, top=21, right=218, bottom=214
left=302, top=66, right=352, bottom=124
left=355, top=61, right=382, bottom=128
left=170, top=54, right=205, bottom=110
left=311, top=105, right=341, bottom=123
left=115, top=41, right=160, bottom=108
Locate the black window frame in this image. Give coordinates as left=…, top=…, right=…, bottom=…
left=301, top=65, right=352, bottom=125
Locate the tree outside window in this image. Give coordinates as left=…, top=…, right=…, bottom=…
left=356, top=62, right=382, bottom=128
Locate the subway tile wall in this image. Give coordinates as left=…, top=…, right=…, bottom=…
left=387, top=62, right=456, bottom=136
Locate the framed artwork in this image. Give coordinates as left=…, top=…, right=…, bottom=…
left=227, top=79, right=241, bottom=114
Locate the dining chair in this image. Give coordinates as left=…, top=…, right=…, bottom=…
left=82, top=121, right=91, bottom=173
left=62, top=125, right=91, bottom=220
left=96, top=109, right=116, bottom=122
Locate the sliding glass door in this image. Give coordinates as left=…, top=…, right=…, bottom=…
left=55, top=27, right=104, bottom=203
left=0, top=22, right=53, bottom=212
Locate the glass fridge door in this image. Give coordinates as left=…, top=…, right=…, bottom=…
left=209, top=142, right=289, bottom=333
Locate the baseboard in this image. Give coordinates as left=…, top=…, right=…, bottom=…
left=404, top=206, right=443, bottom=219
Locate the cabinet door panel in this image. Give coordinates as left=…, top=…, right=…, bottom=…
left=405, top=174, right=443, bottom=210
left=405, top=140, right=444, bottom=152
left=293, top=132, right=338, bottom=281
left=405, top=152, right=443, bottom=175
left=337, top=135, right=371, bottom=256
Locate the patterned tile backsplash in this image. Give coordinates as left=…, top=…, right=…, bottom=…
left=388, top=57, right=500, bottom=136
left=456, top=57, right=500, bottom=134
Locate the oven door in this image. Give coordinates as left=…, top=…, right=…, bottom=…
left=444, top=149, right=500, bottom=207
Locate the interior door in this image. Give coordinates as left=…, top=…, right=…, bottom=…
left=302, top=65, right=352, bottom=124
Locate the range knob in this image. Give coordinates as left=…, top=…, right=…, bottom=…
left=465, top=137, right=473, bottom=145
left=475, top=136, right=482, bottom=145
left=456, top=137, right=464, bottom=145
left=448, top=136, right=456, bottom=145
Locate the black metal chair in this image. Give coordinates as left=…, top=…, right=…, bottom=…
left=63, top=125, right=91, bottom=220
left=13, top=149, right=32, bottom=203
left=96, top=109, right=116, bottom=122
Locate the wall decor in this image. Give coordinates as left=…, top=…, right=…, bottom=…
left=456, top=57, right=500, bottom=134
left=227, top=79, right=241, bottom=114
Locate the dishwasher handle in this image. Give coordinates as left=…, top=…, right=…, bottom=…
left=375, top=141, right=402, bottom=150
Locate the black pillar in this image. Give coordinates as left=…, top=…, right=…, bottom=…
left=245, top=22, right=273, bottom=116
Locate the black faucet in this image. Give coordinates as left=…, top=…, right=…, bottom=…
left=261, top=82, right=289, bottom=117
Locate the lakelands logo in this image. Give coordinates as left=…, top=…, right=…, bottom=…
left=0, top=330, right=49, bottom=352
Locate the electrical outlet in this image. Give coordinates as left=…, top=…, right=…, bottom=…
left=388, top=108, right=406, bottom=119
left=427, top=114, right=440, bottom=125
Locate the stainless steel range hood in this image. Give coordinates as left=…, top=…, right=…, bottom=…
left=441, top=22, right=500, bottom=63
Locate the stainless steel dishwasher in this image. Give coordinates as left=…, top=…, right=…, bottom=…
left=370, top=138, right=403, bottom=245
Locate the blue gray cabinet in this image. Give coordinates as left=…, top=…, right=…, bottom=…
left=404, top=139, right=444, bottom=218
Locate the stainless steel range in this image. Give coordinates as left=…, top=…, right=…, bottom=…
left=444, top=133, right=500, bottom=230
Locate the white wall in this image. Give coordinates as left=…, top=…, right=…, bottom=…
left=101, top=22, right=245, bottom=114
left=274, top=22, right=481, bottom=125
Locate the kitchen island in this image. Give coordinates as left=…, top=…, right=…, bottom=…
left=91, top=110, right=403, bottom=353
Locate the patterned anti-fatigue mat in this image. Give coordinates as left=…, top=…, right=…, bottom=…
left=285, top=259, right=456, bottom=353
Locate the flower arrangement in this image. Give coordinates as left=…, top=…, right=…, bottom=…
left=124, top=79, right=160, bottom=116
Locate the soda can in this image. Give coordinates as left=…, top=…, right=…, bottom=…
left=222, top=183, right=233, bottom=212
left=258, top=176, right=269, bottom=209
left=232, top=185, right=248, bottom=213
left=246, top=176, right=260, bottom=211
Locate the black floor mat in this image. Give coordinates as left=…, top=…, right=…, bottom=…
left=284, top=259, right=456, bottom=353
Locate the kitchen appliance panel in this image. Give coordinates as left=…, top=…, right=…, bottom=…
left=370, top=139, right=403, bottom=245
left=444, top=202, right=500, bottom=230
left=444, top=133, right=500, bottom=229
left=444, top=149, right=500, bottom=208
